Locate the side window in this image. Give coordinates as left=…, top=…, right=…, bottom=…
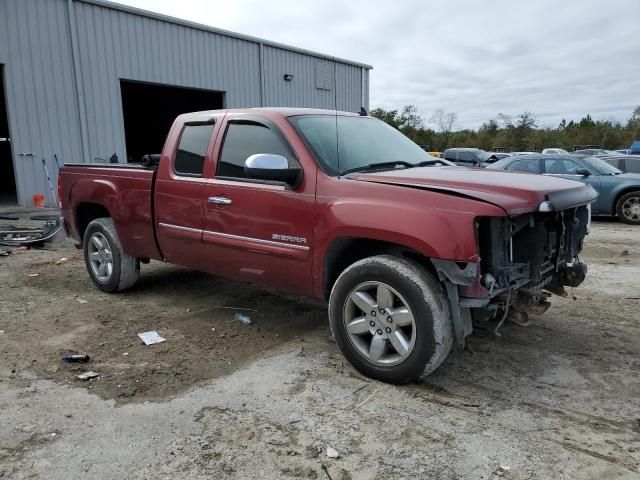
left=458, top=151, right=474, bottom=163
left=604, top=158, right=619, bottom=169
left=544, top=159, right=580, bottom=174
left=444, top=150, right=457, bottom=160
left=627, top=161, right=640, bottom=173
left=174, top=124, right=214, bottom=176
left=217, top=122, right=295, bottom=179
left=507, top=159, right=538, bottom=173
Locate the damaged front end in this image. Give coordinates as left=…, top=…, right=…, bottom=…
left=433, top=202, right=591, bottom=346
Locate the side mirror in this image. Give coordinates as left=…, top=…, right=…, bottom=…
left=244, top=154, right=301, bottom=185
left=575, top=168, right=591, bottom=176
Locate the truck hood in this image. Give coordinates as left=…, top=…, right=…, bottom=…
left=351, top=166, right=598, bottom=215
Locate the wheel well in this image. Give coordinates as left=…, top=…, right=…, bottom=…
left=76, top=203, right=110, bottom=240
left=613, top=188, right=640, bottom=215
left=323, top=237, right=436, bottom=300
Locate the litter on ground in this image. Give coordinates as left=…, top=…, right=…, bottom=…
left=137, top=331, right=166, bottom=345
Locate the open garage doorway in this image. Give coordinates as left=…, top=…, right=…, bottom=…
left=0, top=65, right=17, bottom=205
left=120, top=80, right=224, bottom=163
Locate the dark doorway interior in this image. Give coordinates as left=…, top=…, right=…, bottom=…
left=120, top=80, right=224, bottom=162
left=0, top=65, right=17, bottom=205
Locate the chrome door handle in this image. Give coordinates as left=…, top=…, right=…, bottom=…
left=208, top=196, right=232, bottom=205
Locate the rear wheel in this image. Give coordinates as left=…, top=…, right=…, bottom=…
left=328, top=255, right=453, bottom=384
left=616, top=191, right=640, bottom=225
left=83, top=218, right=139, bottom=292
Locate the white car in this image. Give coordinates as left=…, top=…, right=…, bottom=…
left=542, top=148, right=569, bottom=154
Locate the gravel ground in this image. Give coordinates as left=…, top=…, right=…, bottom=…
left=0, top=215, right=639, bottom=479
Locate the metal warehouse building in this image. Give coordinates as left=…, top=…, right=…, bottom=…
left=0, top=0, right=371, bottom=207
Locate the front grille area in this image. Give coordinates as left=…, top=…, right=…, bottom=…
left=477, top=205, right=590, bottom=294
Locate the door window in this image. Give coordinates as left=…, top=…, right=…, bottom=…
left=173, top=124, right=214, bottom=176
left=544, top=158, right=581, bottom=174
left=217, top=122, right=296, bottom=179
left=507, top=158, right=539, bottom=173
left=458, top=151, right=474, bottom=163
left=627, top=160, right=640, bottom=173
left=443, top=150, right=457, bottom=160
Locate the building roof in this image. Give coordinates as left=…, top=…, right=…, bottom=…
left=81, top=0, right=373, bottom=70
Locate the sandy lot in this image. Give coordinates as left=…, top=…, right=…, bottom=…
left=1, top=216, right=639, bottom=479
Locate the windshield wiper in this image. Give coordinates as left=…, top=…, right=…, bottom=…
left=340, top=161, right=416, bottom=175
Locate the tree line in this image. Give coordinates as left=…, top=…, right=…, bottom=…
left=370, top=105, right=640, bottom=152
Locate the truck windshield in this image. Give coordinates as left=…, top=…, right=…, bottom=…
left=288, top=115, right=437, bottom=175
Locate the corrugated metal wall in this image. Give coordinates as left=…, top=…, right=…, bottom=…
left=0, top=0, right=83, bottom=207
left=0, top=0, right=371, bottom=206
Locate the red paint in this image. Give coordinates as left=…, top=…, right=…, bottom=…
left=60, top=108, right=593, bottom=301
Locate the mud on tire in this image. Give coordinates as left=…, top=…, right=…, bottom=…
left=83, top=218, right=139, bottom=293
left=328, top=255, right=453, bottom=384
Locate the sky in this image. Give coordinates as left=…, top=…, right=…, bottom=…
left=116, top=0, right=639, bottom=130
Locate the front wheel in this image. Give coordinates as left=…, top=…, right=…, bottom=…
left=328, top=255, right=453, bottom=384
left=83, top=218, right=139, bottom=292
left=616, top=191, right=640, bottom=225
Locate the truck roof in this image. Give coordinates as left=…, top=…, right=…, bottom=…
left=177, top=107, right=361, bottom=123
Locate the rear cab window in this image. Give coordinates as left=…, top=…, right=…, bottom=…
left=173, top=124, right=214, bottom=176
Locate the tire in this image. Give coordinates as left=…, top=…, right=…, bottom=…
left=328, top=255, right=453, bottom=384
left=616, top=191, right=640, bottom=225
left=83, top=218, right=139, bottom=292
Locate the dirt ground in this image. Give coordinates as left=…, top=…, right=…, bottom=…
left=1, top=214, right=639, bottom=479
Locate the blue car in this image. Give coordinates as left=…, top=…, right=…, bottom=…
left=487, top=154, right=640, bottom=225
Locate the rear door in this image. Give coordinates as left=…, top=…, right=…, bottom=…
left=201, top=114, right=316, bottom=296
left=154, top=115, right=221, bottom=269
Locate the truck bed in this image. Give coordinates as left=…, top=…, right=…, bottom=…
left=60, top=163, right=161, bottom=260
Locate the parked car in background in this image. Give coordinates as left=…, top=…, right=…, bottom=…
left=616, top=149, right=631, bottom=154
left=427, top=151, right=442, bottom=158
left=442, top=148, right=497, bottom=167
left=487, top=154, right=640, bottom=224
left=510, top=151, right=538, bottom=155
left=598, top=155, right=640, bottom=174
left=573, top=148, right=619, bottom=156
left=542, top=148, right=569, bottom=155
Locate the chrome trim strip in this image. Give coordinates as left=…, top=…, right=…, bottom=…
left=158, top=222, right=202, bottom=234
left=158, top=223, right=310, bottom=251
left=204, top=230, right=310, bottom=250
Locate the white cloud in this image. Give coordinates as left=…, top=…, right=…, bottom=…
left=115, top=0, right=640, bottom=128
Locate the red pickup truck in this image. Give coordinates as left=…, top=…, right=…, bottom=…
left=60, top=108, right=597, bottom=384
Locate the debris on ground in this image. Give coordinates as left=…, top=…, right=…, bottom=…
left=63, top=354, right=90, bottom=362
left=621, top=249, right=629, bottom=256
left=234, top=313, right=252, bottom=325
left=76, top=371, right=99, bottom=381
left=0, top=250, right=11, bottom=256
left=76, top=299, right=88, bottom=304
left=494, top=465, right=511, bottom=476
left=137, top=331, right=166, bottom=345
left=28, top=273, right=39, bottom=277
left=55, top=257, right=68, bottom=265
left=326, top=447, right=340, bottom=459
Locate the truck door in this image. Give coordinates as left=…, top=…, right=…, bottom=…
left=201, top=115, right=316, bottom=296
left=154, top=117, right=220, bottom=270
